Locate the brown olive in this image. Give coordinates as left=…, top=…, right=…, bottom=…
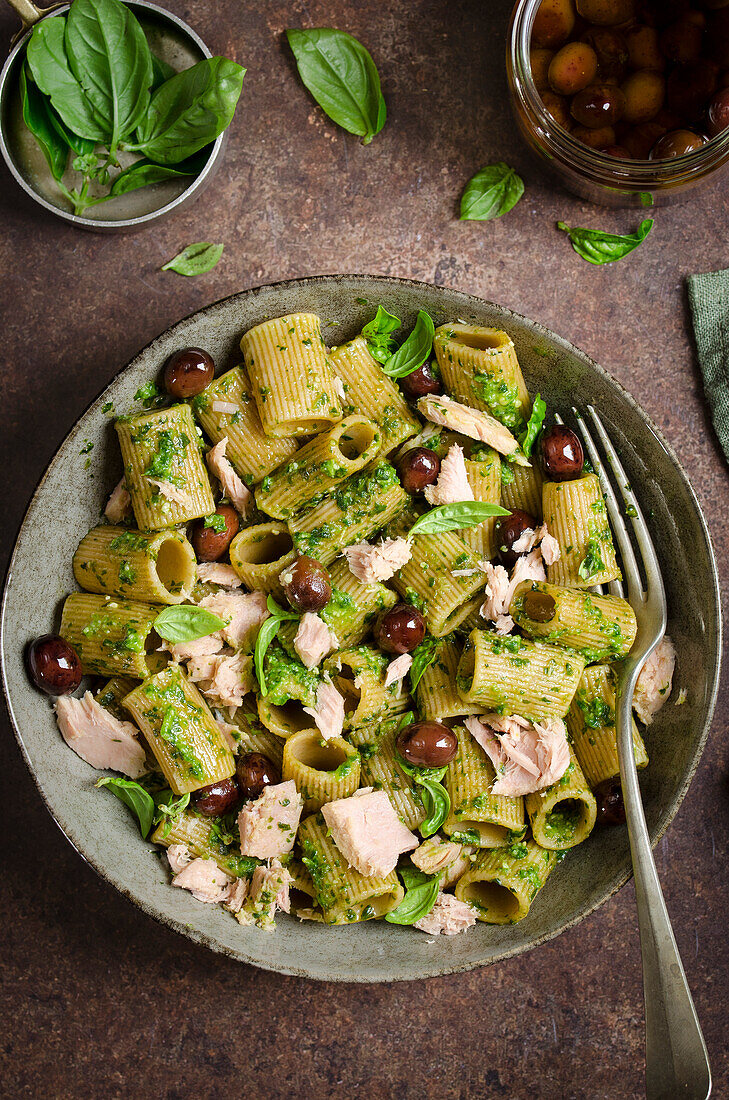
left=164, top=347, right=215, bottom=399
left=375, top=603, right=426, bottom=654
left=399, top=362, right=441, bottom=398
left=522, top=589, right=558, bottom=622
left=576, top=0, right=635, bottom=25
left=549, top=42, right=599, bottom=94
left=601, top=143, right=632, bottom=156
left=625, top=25, right=666, bottom=71
left=621, top=120, right=668, bottom=157
left=573, top=123, right=617, bottom=147
left=236, top=752, right=280, bottom=800
left=531, top=47, right=556, bottom=91
left=580, top=27, right=629, bottom=82
left=594, top=778, right=626, bottom=826
left=571, top=82, right=626, bottom=126
left=539, top=424, right=584, bottom=481
left=708, top=86, right=729, bottom=134
left=191, top=504, right=239, bottom=562
left=532, top=0, right=577, bottom=49
left=27, top=635, right=82, bottom=695
left=397, top=447, right=440, bottom=493
left=191, top=776, right=240, bottom=817
left=621, top=70, right=665, bottom=123
left=541, top=90, right=574, bottom=129
left=281, top=554, right=332, bottom=612
left=667, top=61, right=719, bottom=119
left=494, top=509, right=537, bottom=568
left=659, top=15, right=705, bottom=64
left=650, top=128, right=707, bottom=157
left=396, top=721, right=458, bottom=768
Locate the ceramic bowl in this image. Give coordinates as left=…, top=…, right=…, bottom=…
left=1, top=276, right=721, bottom=981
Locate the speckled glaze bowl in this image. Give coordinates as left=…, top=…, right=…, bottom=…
left=1, top=276, right=721, bottom=982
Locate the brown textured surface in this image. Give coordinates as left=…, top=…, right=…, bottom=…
left=0, top=1, right=727, bottom=1097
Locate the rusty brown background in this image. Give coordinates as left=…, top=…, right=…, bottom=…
left=1, top=1, right=727, bottom=1097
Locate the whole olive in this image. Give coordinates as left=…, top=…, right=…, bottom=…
left=542, top=90, right=574, bottom=129
left=281, top=554, right=332, bottom=612
left=191, top=776, right=240, bottom=817
left=396, top=720, right=458, bottom=768
left=375, top=603, right=426, bottom=654
left=522, top=589, right=558, bottom=622
left=548, top=42, right=599, bottom=95
left=571, top=82, right=626, bottom=127
left=621, top=70, right=665, bottom=123
left=625, top=25, right=665, bottom=71
left=659, top=15, right=705, bottom=64
left=621, top=120, right=668, bottom=157
left=601, top=143, right=632, bottom=157
left=399, top=362, right=441, bottom=399
left=594, top=778, right=626, bottom=826
left=708, top=86, right=729, bottom=134
left=650, top=128, right=707, bottom=157
left=576, top=0, right=635, bottom=26
left=236, top=752, right=280, bottom=800
left=539, top=424, right=584, bottom=481
left=191, top=504, right=240, bottom=562
left=580, top=27, right=629, bottom=82
left=164, top=347, right=215, bottom=399
left=397, top=447, right=441, bottom=493
left=494, top=509, right=537, bottom=568
left=667, top=61, right=719, bottom=119
left=27, top=635, right=82, bottom=695
left=532, top=0, right=576, bottom=50
left=531, top=47, right=556, bottom=92
left=573, top=123, right=617, bottom=147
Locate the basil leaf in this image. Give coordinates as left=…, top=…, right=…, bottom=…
left=26, top=17, right=109, bottom=142
left=286, top=27, right=386, bottom=144
left=153, top=604, right=226, bottom=643
left=254, top=596, right=299, bottom=696
left=385, top=868, right=441, bottom=924
left=362, top=305, right=400, bottom=365
left=19, top=63, right=69, bottom=180
left=460, top=162, right=524, bottom=221
left=135, top=57, right=245, bottom=164
left=46, top=103, right=96, bottom=155
left=409, top=635, right=439, bottom=691
left=110, top=151, right=206, bottom=197
left=418, top=777, right=450, bottom=838
left=399, top=866, right=431, bottom=891
left=409, top=500, right=510, bottom=536
left=381, top=310, right=435, bottom=379
left=557, top=218, right=653, bottom=265
left=96, top=777, right=155, bottom=838
left=161, top=242, right=224, bottom=276
left=151, top=53, right=176, bottom=91
left=518, top=393, right=546, bottom=459
left=396, top=750, right=448, bottom=786
left=153, top=790, right=190, bottom=838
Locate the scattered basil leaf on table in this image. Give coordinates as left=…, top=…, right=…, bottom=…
left=96, top=777, right=155, bottom=837
left=557, top=218, right=653, bottom=264
left=518, top=393, right=547, bottom=458
left=286, top=27, right=386, bottom=144
left=254, top=596, right=300, bottom=696
left=417, top=777, right=451, bottom=838
left=26, top=16, right=109, bottom=142
left=153, top=604, right=226, bottom=643
left=19, top=63, right=69, bottom=180
left=362, top=305, right=400, bottom=364
left=162, top=242, right=224, bottom=276
left=409, top=500, right=510, bottom=536
left=110, top=152, right=207, bottom=197
left=408, top=635, right=439, bottom=691
left=460, top=162, right=524, bottom=221
left=384, top=868, right=441, bottom=924
left=381, top=310, right=435, bottom=379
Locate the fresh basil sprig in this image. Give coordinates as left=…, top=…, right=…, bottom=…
left=418, top=777, right=451, bottom=838
left=153, top=790, right=191, bottom=837
left=518, top=393, right=546, bottom=458
left=362, top=306, right=400, bottom=364
left=384, top=866, right=442, bottom=924
left=408, top=636, right=439, bottom=691
left=162, top=242, right=224, bottom=277
left=110, top=151, right=208, bottom=197
left=254, top=596, right=300, bottom=696
left=153, top=604, right=226, bottom=643
left=96, top=777, right=155, bottom=837
left=460, top=162, right=524, bottom=221
left=557, top=218, right=653, bottom=265
left=286, top=27, right=386, bottom=145
left=409, top=500, right=510, bottom=536
left=381, top=310, right=435, bottom=379
left=26, top=16, right=108, bottom=142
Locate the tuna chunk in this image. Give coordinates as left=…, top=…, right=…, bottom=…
left=167, top=632, right=224, bottom=662
left=342, top=537, right=412, bottom=583
left=166, top=844, right=193, bottom=875
left=55, top=691, right=147, bottom=778
left=511, top=523, right=561, bottom=566
left=633, top=636, right=676, bottom=725
left=238, top=780, right=303, bottom=859
left=480, top=551, right=546, bottom=627
left=417, top=395, right=524, bottom=460
left=384, top=653, right=413, bottom=688
left=540, top=531, right=561, bottom=566
left=172, top=857, right=233, bottom=903
left=235, top=859, right=292, bottom=929
left=465, top=713, right=570, bottom=796
left=222, top=877, right=249, bottom=913
left=206, top=437, right=253, bottom=518
left=215, top=718, right=240, bottom=752
left=424, top=444, right=474, bottom=506
left=186, top=650, right=254, bottom=709
left=196, top=563, right=242, bottom=588
left=104, top=478, right=132, bottom=523
left=411, top=836, right=463, bottom=876
left=321, top=789, right=418, bottom=878
left=414, top=892, right=477, bottom=936
left=147, top=477, right=190, bottom=505
left=199, top=589, right=269, bottom=651
left=294, top=613, right=339, bottom=670
left=303, top=676, right=346, bottom=741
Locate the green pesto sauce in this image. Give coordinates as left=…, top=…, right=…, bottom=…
left=472, top=369, right=523, bottom=430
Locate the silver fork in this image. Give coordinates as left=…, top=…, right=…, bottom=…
left=571, top=406, right=711, bottom=1100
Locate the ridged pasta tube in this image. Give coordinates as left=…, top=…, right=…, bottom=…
left=456, top=630, right=585, bottom=721
left=229, top=522, right=295, bottom=601
left=324, top=646, right=408, bottom=731
left=256, top=645, right=320, bottom=740
left=124, top=666, right=236, bottom=795
left=240, top=313, right=342, bottom=437
left=60, top=592, right=166, bottom=679
left=442, top=725, right=525, bottom=847
left=282, top=729, right=360, bottom=812
left=510, top=580, right=637, bottom=663
left=414, top=636, right=482, bottom=721
left=329, top=335, right=420, bottom=454
left=500, top=461, right=543, bottom=519
left=461, top=450, right=502, bottom=560
left=94, top=676, right=139, bottom=719
left=116, top=404, right=214, bottom=531
left=433, top=323, right=531, bottom=429
left=73, top=526, right=196, bottom=605
left=255, top=415, right=382, bottom=520
left=227, top=703, right=285, bottom=768
left=567, top=665, right=648, bottom=787
left=152, top=811, right=255, bottom=878
left=525, top=746, right=597, bottom=850
left=455, top=840, right=558, bottom=923
left=349, top=718, right=425, bottom=831
left=542, top=473, right=620, bottom=587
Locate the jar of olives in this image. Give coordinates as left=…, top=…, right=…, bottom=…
left=508, top=0, right=729, bottom=205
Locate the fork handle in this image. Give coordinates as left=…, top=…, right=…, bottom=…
left=616, top=679, right=711, bottom=1100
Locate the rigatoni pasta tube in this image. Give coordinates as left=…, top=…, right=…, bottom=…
left=282, top=729, right=360, bottom=812
left=500, top=461, right=543, bottom=519
left=542, top=472, right=620, bottom=587
left=455, top=840, right=558, bottom=924
left=240, top=313, right=341, bottom=437
left=456, top=630, right=585, bottom=721
left=60, top=593, right=166, bottom=679
left=329, top=335, right=420, bottom=454
left=414, top=636, right=482, bottom=721
left=433, top=323, right=530, bottom=429
left=510, top=580, right=637, bottom=663
left=567, top=665, right=648, bottom=788
left=152, top=811, right=254, bottom=878
left=525, top=746, right=597, bottom=850
left=324, top=646, right=408, bottom=731
left=299, top=812, right=404, bottom=923
left=256, top=644, right=320, bottom=739
left=227, top=704, right=284, bottom=768
left=349, top=719, right=425, bottom=832
left=255, top=415, right=381, bottom=520
left=229, top=522, right=295, bottom=601
left=73, top=526, right=196, bottom=604
left=462, top=449, right=501, bottom=560
left=116, top=404, right=214, bottom=531
left=94, top=675, right=139, bottom=719
left=124, top=666, right=236, bottom=795
left=442, top=724, right=525, bottom=847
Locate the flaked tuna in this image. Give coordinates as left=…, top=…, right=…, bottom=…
left=206, top=437, right=253, bottom=518
left=167, top=633, right=224, bottom=662
left=166, top=844, right=193, bottom=875
left=223, top=877, right=249, bottom=914
left=465, top=713, right=570, bottom=796
left=342, top=537, right=412, bottom=584
left=416, top=394, right=524, bottom=460
left=186, top=650, right=254, bottom=709
left=172, top=857, right=233, bottom=903
left=104, top=478, right=132, bottom=524
left=321, top=789, right=418, bottom=878
left=199, top=589, right=269, bottom=651
left=414, top=892, right=477, bottom=936
left=303, top=676, right=346, bottom=740
left=633, top=636, right=676, bottom=725
left=235, top=859, right=291, bottom=929
left=511, top=523, right=562, bottom=566
left=238, top=780, right=303, bottom=859
left=147, top=477, right=189, bottom=505
left=480, top=551, right=546, bottom=628
left=411, top=836, right=463, bottom=876
left=196, top=563, right=242, bottom=588
left=294, top=613, right=339, bottom=670
left=55, top=691, right=147, bottom=777
left=384, top=653, right=413, bottom=688
left=424, top=444, right=474, bottom=506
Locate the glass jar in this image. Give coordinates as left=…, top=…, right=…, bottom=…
left=507, top=0, right=729, bottom=207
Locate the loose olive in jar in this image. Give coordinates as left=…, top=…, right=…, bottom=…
left=533, top=0, right=577, bottom=48
left=580, top=26, right=629, bottom=81
left=576, top=0, right=635, bottom=26
left=621, top=70, right=665, bottom=123
left=571, top=82, right=626, bottom=125
left=549, top=41, right=599, bottom=94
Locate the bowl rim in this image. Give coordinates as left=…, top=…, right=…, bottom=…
left=1, top=274, right=722, bottom=981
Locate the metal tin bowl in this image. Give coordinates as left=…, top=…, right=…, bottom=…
left=0, top=0, right=226, bottom=232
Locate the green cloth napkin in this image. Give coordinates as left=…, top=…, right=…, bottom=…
left=688, top=268, right=729, bottom=466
